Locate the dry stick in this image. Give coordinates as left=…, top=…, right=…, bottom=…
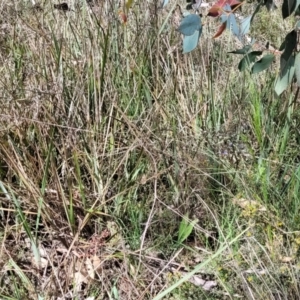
left=137, top=248, right=183, bottom=300
left=0, top=114, right=97, bottom=134
left=0, top=208, right=37, bottom=215
left=63, top=142, right=138, bottom=260
left=112, top=104, right=159, bottom=272
left=138, top=146, right=158, bottom=264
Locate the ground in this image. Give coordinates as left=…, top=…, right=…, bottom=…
left=0, top=0, right=300, bottom=299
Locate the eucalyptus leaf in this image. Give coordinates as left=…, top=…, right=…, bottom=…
left=275, top=55, right=295, bottom=95
left=183, top=29, right=201, bottom=53
left=178, top=14, right=201, bottom=36
left=162, top=0, right=169, bottom=7
left=282, top=0, right=299, bottom=18
left=280, top=30, right=297, bottom=72
left=238, top=51, right=263, bottom=71
left=229, top=45, right=252, bottom=55
left=295, top=52, right=300, bottom=86
left=264, top=0, right=277, bottom=10
left=227, top=13, right=239, bottom=37
left=240, top=16, right=252, bottom=37
left=251, top=54, right=275, bottom=74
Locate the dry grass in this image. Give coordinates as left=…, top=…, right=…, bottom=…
left=0, top=0, right=300, bottom=299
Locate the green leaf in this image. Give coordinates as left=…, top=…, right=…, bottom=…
left=183, top=29, right=201, bottom=53
left=178, top=14, right=201, bottom=36
left=275, top=55, right=295, bottom=95
left=227, top=13, right=239, bottom=37
left=282, top=0, right=300, bottom=18
left=279, top=40, right=286, bottom=51
left=280, top=30, right=297, bottom=72
left=239, top=15, right=251, bottom=37
left=8, top=258, right=35, bottom=291
left=222, top=10, right=251, bottom=42
left=251, top=54, right=275, bottom=74
left=178, top=216, right=198, bottom=244
left=295, top=52, right=300, bottom=86
left=153, top=228, right=250, bottom=300
left=229, top=45, right=252, bottom=55
left=238, top=51, right=262, bottom=71
left=162, top=0, right=169, bottom=7
left=0, top=183, right=41, bottom=267
left=264, top=0, right=277, bottom=10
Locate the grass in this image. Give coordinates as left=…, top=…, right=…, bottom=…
left=0, top=0, right=300, bottom=299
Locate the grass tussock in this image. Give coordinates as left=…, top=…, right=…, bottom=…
left=0, top=0, right=300, bottom=299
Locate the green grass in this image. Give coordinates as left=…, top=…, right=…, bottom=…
left=0, top=0, right=300, bottom=299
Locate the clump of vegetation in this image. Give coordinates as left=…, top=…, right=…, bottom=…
left=0, top=0, right=300, bottom=299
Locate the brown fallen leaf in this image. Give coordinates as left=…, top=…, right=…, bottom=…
left=86, top=257, right=95, bottom=280
left=232, top=197, right=267, bottom=211
left=280, top=256, right=294, bottom=263
left=73, top=271, right=88, bottom=292
left=189, top=274, right=217, bottom=291
left=91, top=255, right=101, bottom=271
